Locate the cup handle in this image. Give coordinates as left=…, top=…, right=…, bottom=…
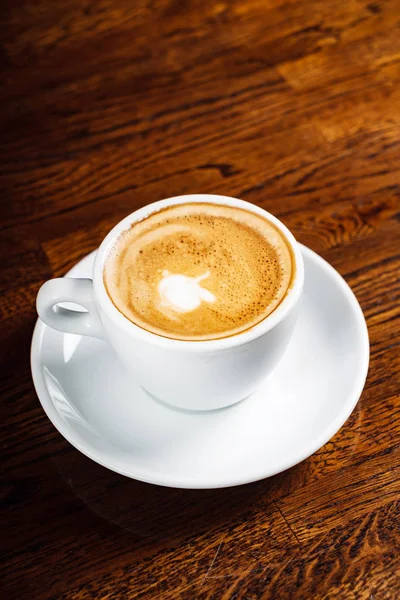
left=37, top=278, right=105, bottom=339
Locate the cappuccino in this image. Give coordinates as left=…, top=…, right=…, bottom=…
left=103, top=203, right=294, bottom=340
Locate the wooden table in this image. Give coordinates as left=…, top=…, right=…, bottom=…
left=1, top=1, right=399, bottom=598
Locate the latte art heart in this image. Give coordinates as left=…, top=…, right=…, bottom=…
left=158, top=271, right=216, bottom=313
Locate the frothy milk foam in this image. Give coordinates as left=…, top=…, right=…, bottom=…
left=103, top=203, right=294, bottom=341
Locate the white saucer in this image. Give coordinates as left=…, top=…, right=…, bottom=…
left=31, top=246, right=369, bottom=489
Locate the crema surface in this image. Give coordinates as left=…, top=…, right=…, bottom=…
left=103, top=203, right=294, bottom=340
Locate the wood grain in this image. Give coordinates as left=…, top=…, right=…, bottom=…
left=1, top=0, right=399, bottom=598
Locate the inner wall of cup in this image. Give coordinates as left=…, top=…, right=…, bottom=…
left=101, top=195, right=300, bottom=272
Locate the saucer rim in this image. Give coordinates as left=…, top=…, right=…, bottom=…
left=31, top=245, right=369, bottom=489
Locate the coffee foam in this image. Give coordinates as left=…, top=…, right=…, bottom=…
left=103, top=203, right=294, bottom=341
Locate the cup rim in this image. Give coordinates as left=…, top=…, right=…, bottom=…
left=93, top=194, right=304, bottom=352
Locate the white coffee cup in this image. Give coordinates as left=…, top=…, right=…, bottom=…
left=37, top=194, right=304, bottom=411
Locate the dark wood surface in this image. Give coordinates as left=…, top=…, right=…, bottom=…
left=1, top=0, right=400, bottom=598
